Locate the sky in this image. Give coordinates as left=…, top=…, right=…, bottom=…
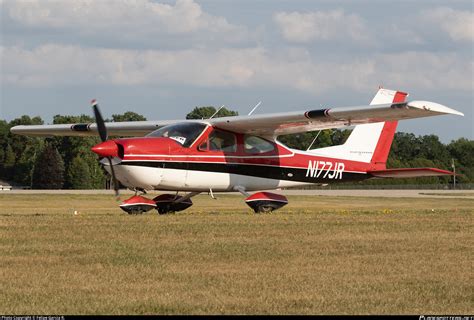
left=1, top=0, right=473, bottom=142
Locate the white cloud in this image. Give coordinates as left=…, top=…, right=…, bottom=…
left=422, top=7, right=474, bottom=42
left=374, top=51, right=473, bottom=91
left=273, top=9, right=371, bottom=44
left=3, top=44, right=472, bottom=95
left=3, top=0, right=252, bottom=46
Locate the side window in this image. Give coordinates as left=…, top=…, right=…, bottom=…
left=199, top=130, right=237, bottom=153
left=244, top=135, right=275, bottom=154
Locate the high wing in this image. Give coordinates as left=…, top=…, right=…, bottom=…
left=208, top=100, right=464, bottom=137
left=11, top=100, right=463, bottom=138
left=10, top=120, right=180, bottom=137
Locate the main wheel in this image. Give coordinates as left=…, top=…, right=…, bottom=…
left=254, top=205, right=275, bottom=213
left=157, top=206, right=174, bottom=215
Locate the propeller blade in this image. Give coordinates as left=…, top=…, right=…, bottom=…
left=107, top=157, right=120, bottom=200
left=91, top=99, right=108, bottom=142
left=90, top=99, right=120, bottom=201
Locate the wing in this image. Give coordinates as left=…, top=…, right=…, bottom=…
left=10, top=120, right=180, bottom=137
left=208, top=100, right=464, bottom=136
left=10, top=100, right=463, bottom=138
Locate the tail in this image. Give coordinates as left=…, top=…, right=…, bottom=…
left=310, top=88, right=407, bottom=168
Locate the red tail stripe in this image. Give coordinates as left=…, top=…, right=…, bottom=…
left=393, top=91, right=408, bottom=103
left=370, top=90, right=408, bottom=167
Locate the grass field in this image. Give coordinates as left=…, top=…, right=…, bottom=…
left=0, top=193, right=473, bottom=315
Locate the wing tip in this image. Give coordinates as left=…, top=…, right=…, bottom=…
left=408, top=100, right=464, bottom=116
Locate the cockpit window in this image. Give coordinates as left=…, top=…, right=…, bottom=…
left=244, top=135, right=275, bottom=154
left=146, top=122, right=206, bottom=148
left=199, top=129, right=237, bottom=153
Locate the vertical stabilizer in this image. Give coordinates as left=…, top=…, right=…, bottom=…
left=369, top=89, right=407, bottom=167
left=308, top=88, right=408, bottom=165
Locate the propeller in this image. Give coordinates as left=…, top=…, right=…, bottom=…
left=91, top=99, right=120, bottom=200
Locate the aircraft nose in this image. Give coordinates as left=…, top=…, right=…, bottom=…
left=91, top=140, right=119, bottom=158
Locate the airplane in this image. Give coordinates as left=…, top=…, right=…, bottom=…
left=11, top=88, right=464, bottom=214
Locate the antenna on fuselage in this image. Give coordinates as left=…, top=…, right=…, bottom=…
left=209, top=105, right=225, bottom=119
left=248, top=101, right=262, bottom=115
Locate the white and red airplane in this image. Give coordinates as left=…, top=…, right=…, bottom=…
left=11, top=88, right=463, bottom=214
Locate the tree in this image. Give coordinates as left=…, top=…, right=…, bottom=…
left=418, top=134, right=451, bottom=168
left=186, top=106, right=238, bottom=119
left=277, top=129, right=349, bottom=150
left=278, top=132, right=318, bottom=150
left=67, top=155, right=93, bottom=189
left=389, top=132, right=420, bottom=162
left=3, top=144, right=16, bottom=180
left=51, top=114, right=103, bottom=188
left=447, top=138, right=474, bottom=182
left=0, top=120, right=9, bottom=149
left=13, top=141, right=44, bottom=186
left=0, top=120, right=8, bottom=175
left=32, top=144, right=65, bottom=189
left=6, top=116, right=44, bottom=184
left=112, top=111, right=147, bottom=122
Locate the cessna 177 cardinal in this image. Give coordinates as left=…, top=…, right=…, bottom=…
left=11, top=88, right=464, bottom=214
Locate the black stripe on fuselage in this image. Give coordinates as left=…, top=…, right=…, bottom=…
left=119, top=161, right=369, bottom=183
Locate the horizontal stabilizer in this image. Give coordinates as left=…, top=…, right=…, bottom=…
left=368, top=168, right=455, bottom=178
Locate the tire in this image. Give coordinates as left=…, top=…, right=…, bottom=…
left=255, top=205, right=275, bottom=213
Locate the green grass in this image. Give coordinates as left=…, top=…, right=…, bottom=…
left=0, top=194, right=473, bottom=314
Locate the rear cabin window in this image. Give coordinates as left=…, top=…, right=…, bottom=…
left=199, top=129, right=237, bottom=153
left=244, top=135, right=275, bottom=154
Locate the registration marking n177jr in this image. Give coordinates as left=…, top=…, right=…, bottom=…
left=306, top=160, right=345, bottom=179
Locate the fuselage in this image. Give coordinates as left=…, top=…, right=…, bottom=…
left=96, top=124, right=379, bottom=192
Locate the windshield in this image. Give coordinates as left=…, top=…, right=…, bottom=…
left=146, top=122, right=207, bottom=147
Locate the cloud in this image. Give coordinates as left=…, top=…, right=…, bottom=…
left=273, top=9, right=371, bottom=44
left=2, top=0, right=253, bottom=47
left=374, top=51, right=473, bottom=91
left=3, top=44, right=472, bottom=95
left=422, top=7, right=474, bottom=42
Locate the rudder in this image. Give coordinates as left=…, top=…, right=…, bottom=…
left=369, top=89, right=408, bottom=167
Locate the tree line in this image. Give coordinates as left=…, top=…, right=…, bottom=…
left=0, top=106, right=472, bottom=189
